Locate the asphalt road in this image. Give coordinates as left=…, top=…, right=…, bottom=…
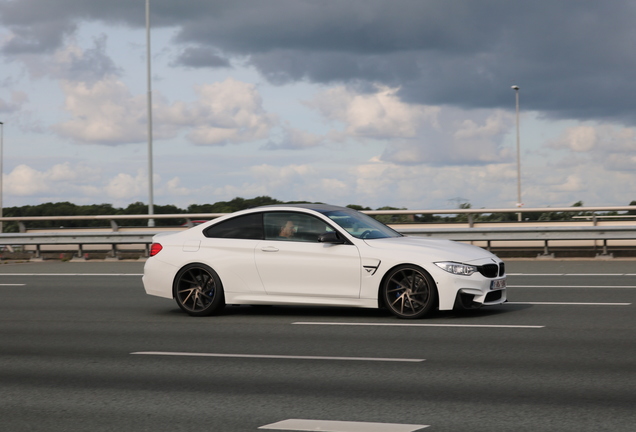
left=0, top=259, right=634, bottom=432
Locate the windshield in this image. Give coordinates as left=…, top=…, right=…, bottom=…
left=323, top=209, right=402, bottom=239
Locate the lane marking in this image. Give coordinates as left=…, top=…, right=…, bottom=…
left=259, top=419, right=429, bottom=431
left=131, top=352, right=425, bottom=363
left=0, top=273, right=142, bottom=276
left=508, top=285, right=636, bottom=289
left=0, top=284, right=25, bottom=286
left=508, top=302, right=631, bottom=306
left=293, top=322, right=544, bottom=329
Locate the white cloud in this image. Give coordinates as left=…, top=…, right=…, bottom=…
left=52, top=76, right=277, bottom=147
left=16, top=34, right=275, bottom=146
left=348, top=160, right=520, bottom=209
left=380, top=108, right=513, bottom=166
left=218, top=164, right=351, bottom=204
left=53, top=78, right=148, bottom=144
left=263, top=126, right=324, bottom=149
left=250, top=164, right=315, bottom=187
left=4, top=162, right=101, bottom=196
left=306, top=85, right=514, bottom=167
left=186, top=78, right=276, bottom=145
left=553, top=174, right=585, bottom=192
left=552, top=125, right=597, bottom=152
left=4, top=162, right=158, bottom=205
left=5, top=164, right=49, bottom=195
left=453, top=111, right=509, bottom=140
left=550, top=123, right=636, bottom=171
left=309, top=85, right=440, bottom=140
left=104, top=170, right=149, bottom=200
left=162, top=177, right=191, bottom=197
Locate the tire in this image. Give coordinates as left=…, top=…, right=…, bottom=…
left=173, top=264, right=225, bottom=316
left=381, top=265, right=437, bottom=319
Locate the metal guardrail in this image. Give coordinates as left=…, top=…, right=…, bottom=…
left=0, top=206, right=635, bottom=259
left=1, top=225, right=636, bottom=259
left=1, top=205, right=635, bottom=230
left=1, top=213, right=228, bottom=233
left=0, top=231, right=157, bottom=259
left=402, top=225, right=636, bottom=257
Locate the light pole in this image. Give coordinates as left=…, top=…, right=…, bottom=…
left=0, top=121, right=3, bottom=233
left=511, top=85, right=522, bottom=221
left=146, top=0, right=155, bottom=227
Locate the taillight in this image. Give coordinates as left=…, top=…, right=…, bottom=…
left=149, top=243, right=163, bottom=257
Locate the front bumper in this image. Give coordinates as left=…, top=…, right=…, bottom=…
left=430, top=259, right=507, bottom=311
left=454, top=281, right=507, bottom=310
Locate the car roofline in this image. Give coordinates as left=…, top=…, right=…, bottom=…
left=255, top=203, right=352, bottom=213
left=200, top=203, right=359, bottom=227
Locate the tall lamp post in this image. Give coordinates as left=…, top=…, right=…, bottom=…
left=0, top=121, right=3, bottom=233
left=511, top=85, right=522, bottom=222
left=146, top=0, right=155, bottom=227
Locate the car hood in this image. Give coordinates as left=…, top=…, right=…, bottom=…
left=362, top=236, right=497, bottom=263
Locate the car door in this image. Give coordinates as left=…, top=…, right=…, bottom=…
left=255, top=211, right=361, bottom=298
left=200, top=212, right=265, bottom=294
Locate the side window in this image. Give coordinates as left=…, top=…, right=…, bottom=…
left=264, top=212, right=333, bottom=242
left=204, top=213, right=263, bottom=239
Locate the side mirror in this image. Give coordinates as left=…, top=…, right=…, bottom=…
left=318, top=231, right=346, bottom=244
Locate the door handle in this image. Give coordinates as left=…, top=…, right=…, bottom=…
left=261, top=246, right=279, bottom=252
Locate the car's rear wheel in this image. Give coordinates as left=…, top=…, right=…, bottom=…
left=382, top=265, right=437, bottom=319
left=173, top=264, right=225, bottom=316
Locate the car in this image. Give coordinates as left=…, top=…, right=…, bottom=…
left=142, top=204, right=507, bottom=319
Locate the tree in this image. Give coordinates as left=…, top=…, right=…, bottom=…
left=373, top=206, right=412, bottom=224
left=346, top=204, right=371, bottom=211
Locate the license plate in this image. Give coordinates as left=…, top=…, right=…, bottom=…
left=490, top=278, right=506, bottom=290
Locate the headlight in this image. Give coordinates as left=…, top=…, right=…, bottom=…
left=434, top=261, right=477, bottom=276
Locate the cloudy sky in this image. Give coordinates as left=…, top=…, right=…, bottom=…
left=0, top=0, right=635, bottom=211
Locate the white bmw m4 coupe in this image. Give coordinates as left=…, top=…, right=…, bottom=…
left=142, top=204, right=507, bottom=319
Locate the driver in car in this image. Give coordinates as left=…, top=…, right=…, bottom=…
left=278, top=221, right=296, bottom=239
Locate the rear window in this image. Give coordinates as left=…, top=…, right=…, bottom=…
left=203, top=213, right=263, bottom=239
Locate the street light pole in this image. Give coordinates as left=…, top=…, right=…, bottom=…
left=511, top=85, right=522, bottom=222
left=146, top=0, right=155, bottom=227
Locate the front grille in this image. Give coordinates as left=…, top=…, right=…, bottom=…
left=478, top=263, right=506, bottom=278
left=478, top=264, right=498, bottom=278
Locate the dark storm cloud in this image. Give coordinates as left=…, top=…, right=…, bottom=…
left=173, top=47, right=231, bottom=69
left=2, top=0, right=636, bottom=123
left=2, top=19, right=77, bottom=54
left=64, top=35, right=122, bottom=83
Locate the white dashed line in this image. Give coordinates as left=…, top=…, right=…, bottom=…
left=131, top=352, right=425, bottom=362
left=258, top=419, right=429, bottom=431
left=293, top=322, right=544, bottom=328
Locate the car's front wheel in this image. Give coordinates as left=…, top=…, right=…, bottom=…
left=173, top=264, right=225, bottom=316
left=382, top=265, right=437, bottom=319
